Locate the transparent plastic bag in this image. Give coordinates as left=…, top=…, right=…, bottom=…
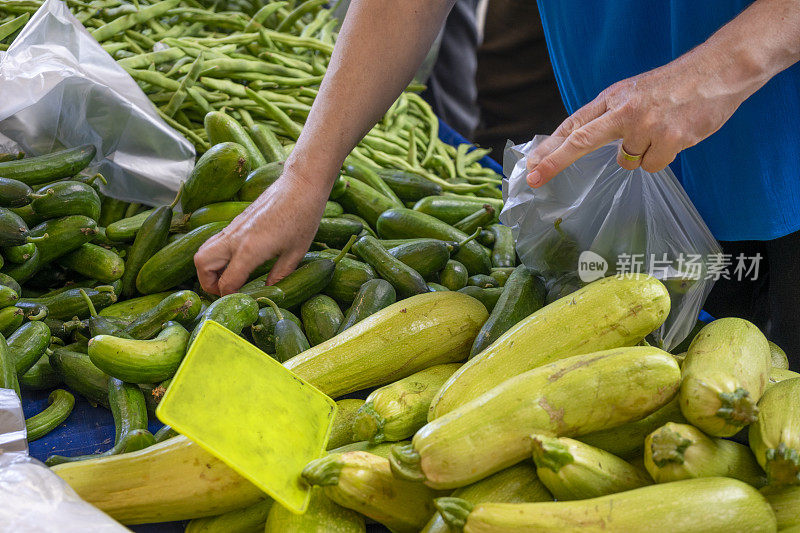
left=0, top=0, right=194, bottom=206
left=0, top=389, right=126, bottom=532
left=500, top=137, right=722, bottom=350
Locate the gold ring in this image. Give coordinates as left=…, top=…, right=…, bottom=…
left=620, top=145, right=642, bottom=162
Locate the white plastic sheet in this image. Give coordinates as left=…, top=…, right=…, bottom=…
left=0, top=0, right=194, bottom=206
left=501, top=137, right=722, bottom=350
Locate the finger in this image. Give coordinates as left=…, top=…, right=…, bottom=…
left=194, top=236, right=233, bottom=295
left=217, top=245, right=273, bottom=296
left=616, top=138, right=650, bottom=171
left=640, top=139, right=680, bottom=173
left=527, top=96, right=608, bottom=173
left=265, top=247, right=307, bottom=286
left=527, top=113, right=620, bottom=187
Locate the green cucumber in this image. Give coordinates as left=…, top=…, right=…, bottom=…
left=186, top=201, right=249, bottom=231
left=25, top=389, right=75, bottom=441
left=301, top=295, right=344, bottom=346
left=264, top=487, right=362, bottom=532
left=49, top=347, right=109, bottom=406
left=440, top=260, right=469, bottom=291
left=0, top=306, right=24, bottom=336
left=136, top=222, right=226, bottom=294
left=302, top=250, right=376, bottom=304
left=153, top=424, right=178, bottom=443
left=469, top=266, right=545, bottom=357
left=428, top=283, right=449, bottom=291
left=8, top=321, right=51, bottom=376
left=273, top=236, right=357, bottom=308
left=9, top=204, right=39, bottom=227
left=0, top=178, right=38, bottom=208
left=453, top=205, right=496, bottom=234
left=28, top=215, right=99, bottom=264
left=121, top=190, right=182, bottom=298
left=46, top=377, right=154, bottom=465
left=352, top=235, right=428, bottom=299
left=340, top=212, right=378, bottom=238
left=248, top=124, right=285, bottom=164
left=0, top=333, right=19, bottom=395
left=380, top=238, right=459, bottom=254
left=457, top=286, right=504, bottom=312
left=477, top=229, right=495, bottom=247
left=489, top=267, right=515, bottom=287
left=4, top=242, right=35, bottom=264
left=80, top=289, right=131, bottom=338
left=58, top=243, right=124, bottom=283
left=105, top=209, right=154, bottom=242
left=2, top=245, right=40, bottom=284
left=0, top=145, right=96, bottom=185
left=467, top=274, right=499, bottom=288
left=413, top=195, right=503, bottom=225
left=19, top=354, right=61, bottom=390
left=99, top=291, right=172, bottom=320
left=17, top=286, right=116, bottom=321
left=489, top=224, right=515, bottom=268
left=0, top=207, right=30, bottom=247
left=191, top=499, right=275, bottom=533
left=315, top=217, right=363, bottom=248
left=387, top=240, right=450, bottom=278
left=204, top=111, right=267, bottom=169
left=182, top=142, right=250, bottom=213
left=189, top=293, right=259, bottom=345
left=344, top=160, right=403, bottom=207
left=259, top=298, right=310, bottom=363
left=377, top=168, right=443, bottom=202
left=338, top=279, right=396, bottom=334
left=31, top=181, right=101, bottom=220
left=123, top=290, right=203, bottom=339
left=236, top=162, right=284, bottom=201
left=324, top=201, right=344, bottom=218
left=250, top=305, right=302, bottom=354
left=0, top=285, right=18, bottom=309
left=377, top=208, right=491, bottom=275
left=330, top=175, right=397, bottom=227
left=89, top=321, right=190, bottom=383
left=0, top=272, right=21, bottom=295
left=98, top=197, right=129, bottom=227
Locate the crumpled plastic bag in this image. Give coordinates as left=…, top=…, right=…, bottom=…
left=0, top=0, right=194, bottom=206
left=500, top=137, right=722, bottom=350
left=0, top=388, right=127, bottom=532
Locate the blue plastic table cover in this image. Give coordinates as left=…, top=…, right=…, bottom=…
left=19, top=120, right=502, bottom=531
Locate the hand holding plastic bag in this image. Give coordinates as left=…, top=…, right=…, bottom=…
left=0, top=0, right=194, bottom=206
left=500, top=137, right=722, bottom=350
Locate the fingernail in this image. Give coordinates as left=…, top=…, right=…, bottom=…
left=526, top=170, right=541, bottom=187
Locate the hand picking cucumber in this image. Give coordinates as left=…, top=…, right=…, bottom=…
left=136, top=222, right=227, bottom=294
left=300, top=294, right=344, bottom=346
left=387, top=239, right=450, bottom=278
left=189, top=293, right=259, bottom=346
left=680, top=318, right=771, bottom=437
left=0, top=144, right=96, bottom=185
left=181, top=142, right=251, bottom=213
left=272, top=236, right=357, bottom=308
left=377, top=208, right=491, bottom=275
left=25, top=389, right=75, bottom=441
left=435, top=477, right=777, bottom=533
left=58, top=243, right=125, bottom=283
left=352, top=235, right=429, bottom=299
left=31, top=180, right=101, bottom=220
left=644, top=422, right=766, bottom=487
left=284, top=292, right=488, bottom=399
left=470, top=265, right=545, bottom=358
left=120, top=186, right=182, bottom=297
left=337, top=279, right=396, bottom=334
left=353, top=363, right=461, bottom=445
left=749, top=377, right=800, bottom=486
left=28, top=215, right=99, bottom=264
left=421, top=463, right=552, bottom=533
left=431, top=274, right=671, bottom=418
left=392, top=347, right=680, bottom=489
left=302, top=451, right=437, bottom=533
left=89, top=321, right=190, bottom=383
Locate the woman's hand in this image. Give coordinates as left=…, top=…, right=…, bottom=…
left=194, top=170, right=329, bottom=296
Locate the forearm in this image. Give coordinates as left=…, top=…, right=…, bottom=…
left=691, top=0, right=800, bottom=100
left=282, top=0, right=454, bottom=189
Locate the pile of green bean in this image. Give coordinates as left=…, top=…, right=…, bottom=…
left=0, top=0, right=502, bottom=197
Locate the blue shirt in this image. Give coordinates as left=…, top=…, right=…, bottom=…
left=536, top=0, right=800, bottom=241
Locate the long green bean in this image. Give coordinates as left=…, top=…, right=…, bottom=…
left=163, top=52, right=205, bottom=117
left=0, top=13, right=29, bottom=41
left=91, top=0, right=180, bottom=42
